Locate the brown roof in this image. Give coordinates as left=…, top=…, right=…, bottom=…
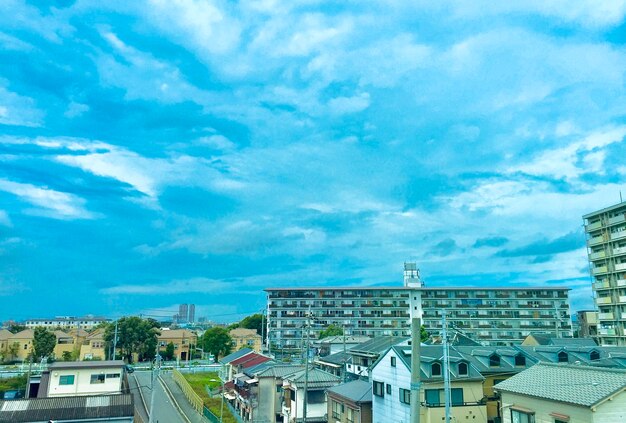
left=158, top=329, right=197, bottom=340
left=9, top=329, right=34, bottom=339
left=0, top=329, right=12, bottom=340
left=229, top=328, right=260, bottom=338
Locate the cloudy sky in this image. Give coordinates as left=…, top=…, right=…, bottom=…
left=1, top=0, right=625, bottom=322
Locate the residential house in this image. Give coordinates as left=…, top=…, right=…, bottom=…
left=220, top=348, right=255, bottom=380
left=346, top=336, right=408, bottom=378
left=228, top=361, right=276, bottom=422
left=37, top=360, right=127, bottom=397
left=327, top=379, right=372, bottom=423
left=282, top=368, right=341, bottom=422
left=79, top=328, right=106, bottom=360
left=230, top=328, right=262, bottom=352
left=228, top=352, right=272, bottom=381
left=8, top=329, right=34, bottom=361
left=371, top=344, right=487, bottom=423
left=315, top=351, right=352, bottom=378
left=577, top=310, right=599, bottom=339
left=0, top=393, right=134, bottom=422
left=252, top=364, right=305, bottom=423
left=0, top=329, right=12, bottom=361
left=495, top=363, right=626, bottom=422
left=53, top=330, right=79, bottom=360
left=157, top=329, right=197, bottom=361
left=313, top=335, right=370, bottom=357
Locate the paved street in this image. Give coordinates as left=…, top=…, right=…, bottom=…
left=134, top=370, right=188, bottom=423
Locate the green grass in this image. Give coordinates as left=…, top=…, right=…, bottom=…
left=0, top=375, right=27, bottom=392
left=182, top=372, right=238, bottom=423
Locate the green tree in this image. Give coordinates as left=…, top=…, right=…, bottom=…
left=7, top=342, right=20, bottom=361
left=319, top=324, right=343, bottom=339
left=420, top=325, right=430, bottom=343
left=201, top=327, right=233, bottom=359
left=33, top=327, right=56, bottom=361
left=165, top=342, right=175, bottom=360
left=8, top=324, right=26, bottom=334
left=239, top=313, right=264, bottom=335
left=62, top=351, right=72, bottom=361
left=104, top=317, right=161, bottom=363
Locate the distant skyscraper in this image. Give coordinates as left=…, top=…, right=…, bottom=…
left=583, top=200, right=626, bottom=346
left=178, top=304, right=189, bottom=323
left=188, top=304, right=196, bottom=323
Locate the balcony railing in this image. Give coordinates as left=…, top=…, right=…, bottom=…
left=599, top=328, right=616, bottom=336
left=609, top=214, right=626, bottom=225
left=599, top=312, right=615, bottom=320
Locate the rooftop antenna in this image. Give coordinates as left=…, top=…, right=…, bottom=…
left=620, top=191, right=623, bottom=203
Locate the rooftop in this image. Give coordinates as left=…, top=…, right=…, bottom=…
left=327, top=379, right=372, bottom=404
left=49, top=360, right=125, bottom=370
left=220, top=348, right=253, bottom=364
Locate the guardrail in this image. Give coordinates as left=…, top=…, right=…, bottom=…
left=172, top=368, right=204, bottom=413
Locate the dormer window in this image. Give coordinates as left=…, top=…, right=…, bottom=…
left=590, top=350, right=600, bottom=361
left=489, top=354, right=500, bottom=367
left=558, top=351, right=568, bottom=363
left=431, top=362, right=441, bottom=376
left=514, top=354, right=526, bottom=367
left=458, top=362, right=468, bottom=376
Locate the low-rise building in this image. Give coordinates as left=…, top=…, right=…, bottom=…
left=40, top=360, right=127, bottom=397
left=79, top=328, right=106, bottom=360
left=253, top=364, right=305, bottom=423
left=157, top=329, right=197, bottom=361
left=282, top=368, right=341, bottom=422
left=313, top=335, right=370, bottom=357
left=7, top=329, right=34, bottom=361
left=23, top=315, right=110, bottom=330
left=495, top=363, right=626, bottom=423
left=577, top=310, right=599, bottom=339
left=230, top=328, right=262, bottom=352
left=327, top=379, right=372, bottom=423
left=0, top=329, right=12, bottom=361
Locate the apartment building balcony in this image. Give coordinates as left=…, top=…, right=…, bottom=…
left=599, top=328, right=616, bottom=336
left=590, top=250, right=606, bottom=260
left=588, top=235, right=605, bottom=246
left=456, top=293, right=469, bottom=298
left=609, top=214, right=626, bottom=225
left=617, top=279, right=626, bottom=287
left=618, top=296, right=626, bottom=303
left=476, top=293, right=490, bottom=298
left=599, top=312, right=615, bottom=320
left=615, top=263, right=626, bottom=271
left=596, top=297, right=613, bottom=305
left=613, top=246, right=626, bottom=256
left=593, top=266, right=609, bottom=275
left=586, top=220, right=603, bottom=231
left=594, top=281, right=611, bottom=290
left=621, top=312, right=626, bottom=320
left=495, top=293, right=510, bottom=299
left=611, top=231, right=626, bottom=241
left=516, top=293, right=533, bottom=298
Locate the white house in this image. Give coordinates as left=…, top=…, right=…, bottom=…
left=495, top=363, right=626, bottom=423
left=43, top=360, right=127, bottom=397
left=281, top=367, right=341, bottom=422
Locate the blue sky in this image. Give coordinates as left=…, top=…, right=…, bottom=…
left=1, top=0, right=626, bottom=322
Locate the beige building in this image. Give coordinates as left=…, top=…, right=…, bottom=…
left=80, top=329, right=106, bottom=360
left=7, top=329, right=34, bottom=361
left=584, top=201, right=626, bottom=346
left=230, top=328, right=262, bottom=352
left=327, top=379, right=372, bottom=423
left=496, top=363, right=626, bottom=423
left=0, top=329, right=12, bottom=361
left=158, top=329, right=197, bottom=361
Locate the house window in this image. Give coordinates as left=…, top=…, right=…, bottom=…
left=511, top=409, right=535, bottom=423
left=558, top=351, right=568, bottom=363
left=386, top=384, right=392, bottom=395
left=458, top=362, right=468, bottom=376
left=90, top=374, right=105, bottom=384
left=59, top=375, right=75, bottom=385
left=431, top=362, right=441, bottom=376
left=451, top=388, right=464, bottom=405
left=346, top=407, right=355, bottom=423
left=106, top=373, right=120, bottom=379
left=424, top=388, right=464, bottom=406
left=332, top=400, right=343, bottom=419
left=489, top=354, right=501, bottom=367
left=373, top=380, right=385, bottom=397
left=391, top=356, right=396, bottom=367
left=399, top=388, right=411, bottom=404
left=425, top=389, right=440, bottom=406
left=515, top=354, right=526, bottom=366
left=590, top=351, right=600, bottom=361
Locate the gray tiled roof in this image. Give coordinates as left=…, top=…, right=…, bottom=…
left=326, top=380, right=372, bottom=404
left=349, top=336, right=409, bottom=355
left=287, top=368, right=341, bottom=388
left=255, top=364, right=306, bottom=378
left=316, top=351, right=352, bottom=366
left=220, top=348, right=253, bottom=364
left=0, top=394, right=133, bottom=422
left=494, top=363, right=626, bottom=407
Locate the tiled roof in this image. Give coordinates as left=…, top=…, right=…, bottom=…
left=220, top=348, right=253, bottom=364
left=231, top=354, right=271, bottom=369
left=9, top=329, right=33, bottom=339
left=314, top=335, right=370, bottom=345
left=0, top=393, right=133, bottom=422
left=316, top=351, right=352, bottom=366
left=0, top=329, right=12, bottom=341
left=287, top=368, right=341, bottom=388
left=349, top=336, right=409, bottom=355
left=255, top=364, right=306, bottom=378
left=158, top=329, right=196, bottom=339
left=326, top=380, right=372, bottom=403
left=494, top=363, right=626, bottom=406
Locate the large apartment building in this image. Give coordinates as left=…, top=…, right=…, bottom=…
left=24, top=315, right=110, bottom=330
left=583, top=200, right=626, bottom=346
left=265, top=267, right=572, bottom=351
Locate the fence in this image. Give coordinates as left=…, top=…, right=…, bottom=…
left=172, top=368, right=204, bottom=413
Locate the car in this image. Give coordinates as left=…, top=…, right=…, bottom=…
left=124, top=364, right=135, bottom=373
left=3, top=390, right=21, bottom=399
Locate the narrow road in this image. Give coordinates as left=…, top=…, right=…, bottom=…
left=134, top=370, right=187, bottom=423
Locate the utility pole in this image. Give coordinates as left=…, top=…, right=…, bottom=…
left=112, top=320, right=118, bottom=360
left=410, top=317, right=421, bottom=423
left=148, top=352, right=161, bottom=423
left=302, top=307, right=313, bottom=423
left=442, top=310, right=451, bottom=423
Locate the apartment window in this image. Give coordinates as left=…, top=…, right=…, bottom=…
left=90, top=374, right=105, bottom=384
left=558, top=351, right=568, bottom=363
left=431, top=362, right=441, bottom=376
left=391, top=356, right=396, bottom=367
left=511, top=409, right=535, bottom=423
left=458, top=362, right=468, bottom=376
left=515, top=354, right=526, bottom=366
left=399, top=388, right=411, bottom=404
left=332, top=400, right=343, bottom=419
left=59, top=375, right=75, bottom=385
left=373, top=380, right=384, bottom=397
left=386, top=384, right=392, bottom=395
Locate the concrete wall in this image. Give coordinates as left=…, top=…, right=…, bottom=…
left=48, top=366, right=123, bottom=397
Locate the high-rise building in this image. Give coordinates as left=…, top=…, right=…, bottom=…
left=583, top=201, right=626, bottom=346
left=188, top=304, right=196, bottom=323
left=178, top=304, right=189, bottom=323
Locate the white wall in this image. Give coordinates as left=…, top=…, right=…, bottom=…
left=371, top=349, right=411, bottom=423
left=48, top=367, right=123, bottom=397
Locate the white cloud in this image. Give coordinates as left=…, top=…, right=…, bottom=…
left=328, top=93, right=370, bottom=115
left=0, top=80, right=44, bottom=127
left=0, top=179, right=96, bottom=220
left=64, top=101, right=89, bottom=118
left=100, top=277, right=253, bottom=295
left=0, top=210, right=11, bottom=227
